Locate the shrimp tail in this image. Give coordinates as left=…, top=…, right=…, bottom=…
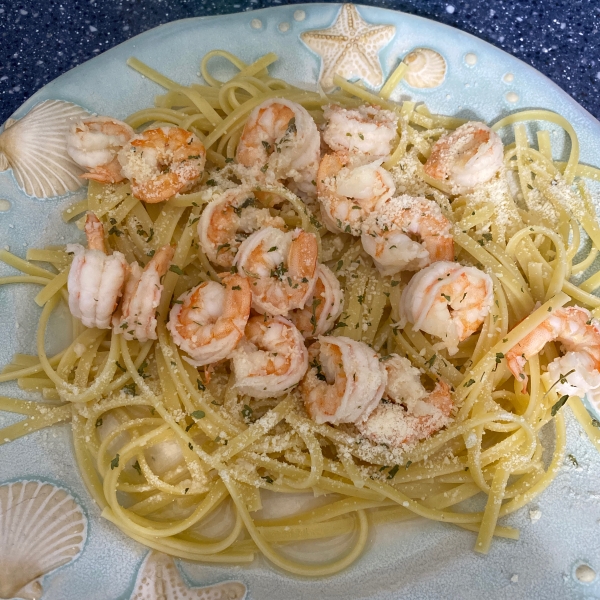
left=290, top=230, right=318, bottom=276
left=81, top=157, right=125, bottom=184
left=506, top=350, right=528, bottom=393
left=428, top=380, right=453, bottom=413
left=148, top=245, right=175, bottom=275
left=84, top=212, right=106, bottom=252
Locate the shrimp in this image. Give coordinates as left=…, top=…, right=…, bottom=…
left=167, top=275, right=252, bottom=367
left=234, top=226, right=318, bottom=316
left=317, top=152, right=395, bottom=235
left=118, top=127, right=206, bottom=203
left=67, top=213, right=128, bottom=329
left=321, top=104, right=398, bottom=156
left=230, top=315, right=308, bottom=398
left=236, top=98, right=320, bottom=195
left=506, top=307, right=600, bottom=401
left=357, top=355, right=453, bottom=448
left=66, top=116, right=134, bottom=184
left=198, top=186, right=285, bottom=268
left=399, top=261, right=494, bottom=355
left=301, top=336, right=386, bottom=425
left=112, top=245, right=174, bottom=342
left=361, top=195, right=454, bottom=276
left=424, top=121, right=504, bottom=192
left=289, top=264, right=344, bottom=338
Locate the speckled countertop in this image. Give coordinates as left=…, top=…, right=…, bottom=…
left=1, top=0, right=599, bottom=122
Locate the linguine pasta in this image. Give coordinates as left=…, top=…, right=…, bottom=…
left=2, top=50, right=600, bottom=575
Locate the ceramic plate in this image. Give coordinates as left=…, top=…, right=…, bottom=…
left=1, top=4, right=600, bottom=599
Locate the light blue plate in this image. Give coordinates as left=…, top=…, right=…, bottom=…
left=1, top=4, right=600, bottom=599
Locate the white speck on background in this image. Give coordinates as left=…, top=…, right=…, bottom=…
left=279, top=22, right=290, bottom=32
left=446, top=5, right=455, bottom=14
left=506, top=91, right=519, bottom=103
left=294, top=10, right=306, bottom=21
left=529, top=509, right=542, bottom=523
left=511, top=574, right=519, bottom=583
left=251, top=18, right=262, bottom=29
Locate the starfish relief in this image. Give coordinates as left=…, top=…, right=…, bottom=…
left=300, top=4, right=396, bottom=92
left=128, top=551, right=247, bottom=600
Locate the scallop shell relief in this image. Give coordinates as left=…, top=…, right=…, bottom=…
left=403, top=48, right=447, bottom=88
left=130, top=551, right=247, bottom=600
left=0, top=480, right=88, bottom=600
left=0, top=100, right=90, bottom=198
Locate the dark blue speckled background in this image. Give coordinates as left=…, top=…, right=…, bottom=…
left=1, top=0, right=599, bottom=123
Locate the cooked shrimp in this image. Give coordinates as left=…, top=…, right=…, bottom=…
left=230, top=315, right=308, bottom=398
left=112, top=245, right=174, bottom=342
left=236, top=98, right=320, bottom=194
left=399, top=261, right=494, bottom=355
left=118, top=127, right=206, bottom=203
left=506, top=307, right=600, bottom=400
left=302, top=336, right=386, bottom=425
left=198, top=186, right=285, bottom=268
left=66, top=117, right=134, bottom=184
left=424, top=121, right=503, bottom=192
left=321, top=104, right=398, bottom=156
left=67, top=213, right=128, bottom=329
left=317, top=152, right=395, bottom=235
left=167, top=275, right=252, bottom=366
left=290, top=264, right=344, bottom=338
left=357, top=354, right=453, bottom=448
left=234, top=226, right=318, bottom=316
left=361, top=195, right=454, bottom=276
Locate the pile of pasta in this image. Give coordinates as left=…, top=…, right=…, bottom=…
left=2, top=51, right=600, bottom=576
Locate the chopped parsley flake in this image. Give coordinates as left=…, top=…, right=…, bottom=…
left=551, top=394, right=569, bottom=416
left=387, top=465, right=399, bottom=479
left=123, top=383, right=137, bottom=396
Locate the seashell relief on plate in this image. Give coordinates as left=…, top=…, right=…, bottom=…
left=300, top=3, right=395, bottom=91
left=0, top=100, right=90, bottom=199
left=403, top=48, right=447, bottom=89
left=0, top=480, right=88, bottom=600
left=129, top=551, right=247, bottom=600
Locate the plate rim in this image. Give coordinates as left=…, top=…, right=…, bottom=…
left=5, top=3, right=600, bottom=131
left=1, top=5, right=600, bottom=599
